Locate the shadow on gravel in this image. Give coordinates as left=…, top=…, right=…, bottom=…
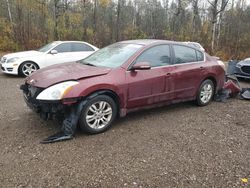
left=0, top=72, right=24, bottom=79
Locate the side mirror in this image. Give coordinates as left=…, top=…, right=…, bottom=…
left=131, top=62, right=151, bottom=71
left=50, top=50, right=58, bottom=55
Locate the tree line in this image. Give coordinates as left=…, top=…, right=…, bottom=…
left=0, top=0, right=249, bottom=60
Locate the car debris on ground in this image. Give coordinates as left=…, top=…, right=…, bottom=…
left=214, top=75, right=250, bottom=101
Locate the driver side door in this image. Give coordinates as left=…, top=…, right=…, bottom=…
left=126, top=44, right=174, bottom=109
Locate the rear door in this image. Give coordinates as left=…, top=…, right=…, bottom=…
left=126, top=44, right=174, bottom=108
left=171, top=44, right=205, bottom=99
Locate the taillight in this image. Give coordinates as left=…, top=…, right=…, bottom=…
left=217, top=60, right=226, bottom=71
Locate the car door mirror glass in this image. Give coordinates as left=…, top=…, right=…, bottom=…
left=50, top=50, right=58, bottom=55
left=131, top=62, right=151, bottom=70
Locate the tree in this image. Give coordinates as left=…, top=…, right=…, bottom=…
left=208, top=0, right=229, bottom=52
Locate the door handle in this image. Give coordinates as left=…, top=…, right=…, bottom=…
left=200, top=66, right=205, bottom=70
left=166, top=73, right=171, bottom=76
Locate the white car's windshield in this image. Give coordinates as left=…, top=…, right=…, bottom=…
left=80, top=43, right=143, bottom=68
left=38, top=41, right=61, bottom=52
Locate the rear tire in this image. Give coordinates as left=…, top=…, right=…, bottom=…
left=196, top=79, right=215, bottom=106
left=79, top=95, right=117, bottom=134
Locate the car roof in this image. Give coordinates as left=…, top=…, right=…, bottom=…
left=54, top=41, right=89, bottom=43
left=119, top=39, right=173, bottom=46
left=118, top=39, right=200, bottom=47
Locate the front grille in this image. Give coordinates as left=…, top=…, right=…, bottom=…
left=6, top=68, right=13, bottom=72
left=21, top=83, right=43, bottom=100
left=241, top=66, right=250, bottom=75
left=28, top=85, right=43, bottom=98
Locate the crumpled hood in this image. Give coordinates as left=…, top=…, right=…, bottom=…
left=3, top=50, right=43, bottom=60
left=26, top=62, right=111, bottom=88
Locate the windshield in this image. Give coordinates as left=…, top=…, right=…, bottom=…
left=37, top=41, right=61, bottom=52
left=80, top=43, right=143, bottom=68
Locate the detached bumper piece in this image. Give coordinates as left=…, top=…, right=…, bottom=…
left=40, top=132, right=73, bottom=144
left=241, top=88, right=250, bottom=100
left=215, top=75, right=250, bottom=101
left=41, top=101, right=86, bottom=144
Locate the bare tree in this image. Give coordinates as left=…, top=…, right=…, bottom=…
left=6, top=0, right=13, bottom=25
left=208, top=0, right=229, bottom=52
left=116, top=0, right=121, bottom=41
left=192, top=0, right=200, bottom=40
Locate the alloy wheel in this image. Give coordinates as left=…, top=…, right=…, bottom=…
left=21, top=63, right=37, bottom=76
left=85, top=101, right=113, bottom=130
left=200, top=83, right=213, bottom=104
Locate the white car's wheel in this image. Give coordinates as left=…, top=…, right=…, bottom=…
left=19, top=62, right=38, bottom=77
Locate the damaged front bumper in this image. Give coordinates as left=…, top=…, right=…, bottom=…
left=20, top=83, right=85, bottom=143
left=21, top=84, right=72, bottom=120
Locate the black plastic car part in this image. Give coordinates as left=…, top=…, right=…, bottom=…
left=40, top=90, right=111, bottom=144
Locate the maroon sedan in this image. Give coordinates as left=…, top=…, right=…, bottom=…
left=21, top=40, right=225, bottom=142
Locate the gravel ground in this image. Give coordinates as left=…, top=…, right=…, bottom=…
left=0, top=72, right=249, bottom=188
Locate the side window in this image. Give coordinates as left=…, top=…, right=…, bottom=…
left=196, top=50, right=204, bottom=61
left=72, top=43, right=94, bottom=52
left=53, top=43, right=71, bottom=53
left=135, top=45, right=171, bottom=67
left=173, top=45, right=197, bottom=64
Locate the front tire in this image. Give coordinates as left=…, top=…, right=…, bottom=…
left=196, top=79, right=215, bottom=106
left=19, top=62, right=38, bottom=77
left=79, top=95, right=117, bottom=134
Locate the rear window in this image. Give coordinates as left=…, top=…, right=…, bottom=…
left=196, top=50, right=204, bottom=61
left=72, top=43, right=94, bottom=52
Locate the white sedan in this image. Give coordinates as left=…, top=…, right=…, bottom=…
left=0, top=41, right=99, bottom=76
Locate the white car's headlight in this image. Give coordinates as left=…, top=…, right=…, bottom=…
left=236, top=63, right=242, bottom=68
left=36, top=81, right=79, bottom=100
left=7, top=57, right=20, bottom=63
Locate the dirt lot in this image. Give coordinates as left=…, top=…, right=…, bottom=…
left=0, top=72, right=249, bottom=188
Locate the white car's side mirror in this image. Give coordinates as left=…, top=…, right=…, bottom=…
left=50, top=50, right=58, bottom=55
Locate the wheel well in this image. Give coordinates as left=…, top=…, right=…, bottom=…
left=85, top=89, right=120, bottom=115
left=203, top=76, right=217, bottom=90
left=18, top=61, right=40, bottom=75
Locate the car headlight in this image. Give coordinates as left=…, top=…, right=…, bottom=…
left=236, top=63, right=242, bottom=68
left=36, top=81, right=79, bottom=100
left=7, top=57, right=20, bottom=63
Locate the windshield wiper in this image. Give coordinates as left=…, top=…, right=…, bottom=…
left=78, top=60, right=96, bottom=67
left=84, top=63, right=96, bottom=67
